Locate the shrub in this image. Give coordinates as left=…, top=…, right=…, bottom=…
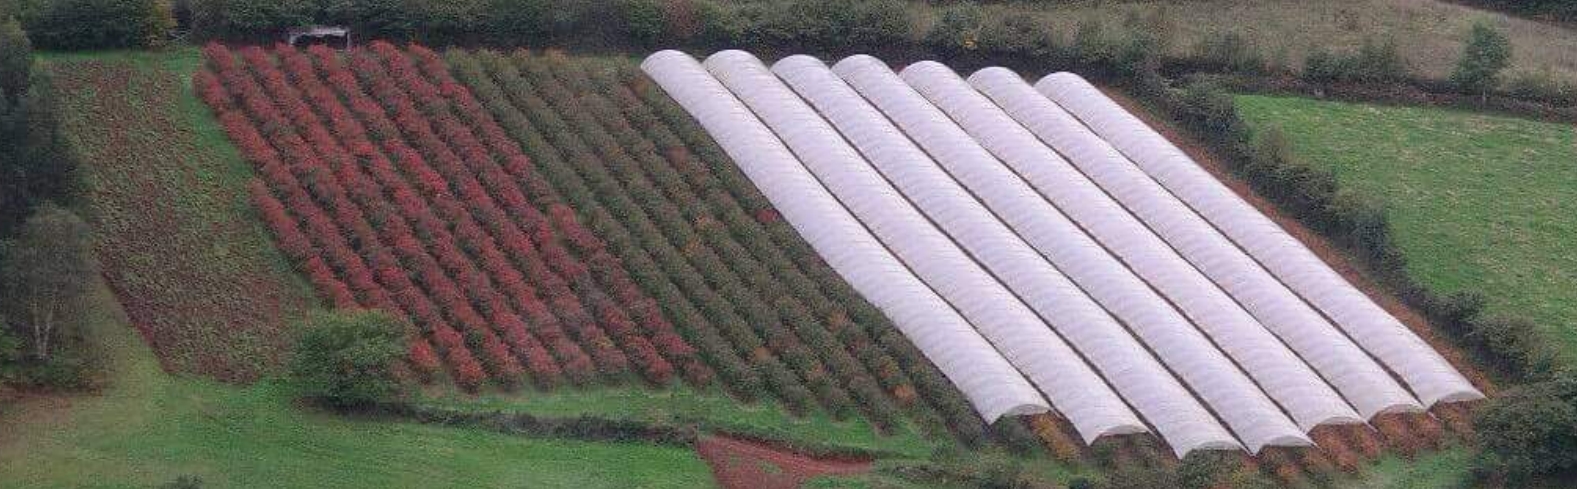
left=1475, top=376, right=1577, bottom=481
left=924, top=2, right=982, bottom=53
left=1505, top=68, right=1577, bottom=105
left=1303, top=38, right=1408, bottom=85
left=619, top=0, right=664, bottom=46
left=1451, top=21, right=1512, bottom=97
left=978, top=13, right=1057, bottom=58
left=1193, top=30, right=1262, bottom=74
left=289, top=309, right=410, bottom=409
left=21, top=0, right=174, bottom=49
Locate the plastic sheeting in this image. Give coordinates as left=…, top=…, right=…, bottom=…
left=640, top=50, right=1050, bottom=422
left=1036, top=72, right=1483, bottom=407
left=756, top=54, right=1144, bottom=444
left=967, top=68, right=1422, bottom=419
left=830, top=55, right=1309, bottom=453
left=897, top=60, right=1370, bottom=431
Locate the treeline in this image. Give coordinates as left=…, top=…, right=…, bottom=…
left=0, top=17, right=94, bottom=391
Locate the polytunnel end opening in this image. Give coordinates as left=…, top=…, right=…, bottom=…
left=1176, top=441, right=1244, bottom=459
left=1252, top=435, right=1315, bottom=454
left=1309, top=415, right=1367, bottom=431
left=1370, top=402, right=1428, bottom=418
left=1429, top=390, right=1488, bottom=406
left=1087, top=424, right=1151, bottom=445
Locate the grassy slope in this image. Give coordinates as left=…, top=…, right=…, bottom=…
left=969, top=0, right=1577, bottom=84
left=0, top=281, right=714, bottom=489
left=42, top=48, right=317, bottom=382
left=1236, top=94, right=1577, bottom=357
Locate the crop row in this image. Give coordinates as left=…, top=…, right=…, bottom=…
left=197, top=42, right=705, bottom=391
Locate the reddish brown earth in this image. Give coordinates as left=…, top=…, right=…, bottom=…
left=696, top=435, right=872, bottom=489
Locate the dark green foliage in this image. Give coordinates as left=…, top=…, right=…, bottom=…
left=0, top=205, right=96, bottom=389
left=618, top=0, right=664, bottom=46
left=1193, top=29, right=1262, bottom=74
left=924, top=1, right=982, bottom=53
left=289, top=309, right=410, bottom=409
left=978, top=13, right=1058, bottom=58
left=0, top=17, right=27, bottom=104
left=1475, top=376, right=1577, bottom=481
left=1303, top=38, right=1408, bottom=85
left=737, top=0, right=910, bottom=52
left=1451, top=21, right=1513, bottom=96
left=17, top=0, right=173, bottom=49
left=1, top=70, right=77, bottom=239
left=1505, top=69, right=1576, bottom=105
left=188, top=0, right=314, bottom=38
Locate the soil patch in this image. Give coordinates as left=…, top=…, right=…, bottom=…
left=697, top=435, right=872, bottom=489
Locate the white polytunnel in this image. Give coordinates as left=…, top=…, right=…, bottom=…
left=898, top=61, right=1366, bottom=432
left=697, top=49, right=1126, bottom=434
left=639, top=50, right=1051, bottom=422
left=968, top=68, right=1422, bottom=420
left=1036, top=72, right=1484, bottom=407
left=833, top=55, right=1305, bottom=454
left=767, top=55, right=1149, bottom=445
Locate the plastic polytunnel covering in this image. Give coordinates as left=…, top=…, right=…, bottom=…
left=1036, top=72, right=1483, bottom=407
left=831, top=55, right=1300, bottom=454
left=768, top=55, right=1145, bottom=444
left=702, top=49, right=1076, bottom=429
left=639, top=50, right=1050, bottom=422
left=967, top=67, right=1421, bottom=420
left=895, top=61, right=1364, bottom=433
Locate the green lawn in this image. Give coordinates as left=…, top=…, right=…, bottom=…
left=0, top=282, right=715, bottom=489
left=1235, top=94, right=1577, bottom=358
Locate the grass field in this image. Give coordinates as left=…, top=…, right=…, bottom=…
left=969, top=0, right=1577, bottom=85
left=1235, top=94, right=1577, bottom=358
left=0, top=280, right=715, bottom=489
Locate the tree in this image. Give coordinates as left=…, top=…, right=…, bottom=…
left=1, top=68, right=77, bottom=237
left=1, top=16, right=29, bottom=106
left=0, top=204, right=96, bottom=361
left=1451, top=21, right=1512, bottom=98
left=1475, top=376, right=1577, bottom=481
left=289, top=309, right=410, bottom=409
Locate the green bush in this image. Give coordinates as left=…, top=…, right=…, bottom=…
left=1193, top=29, right=1262, bottom=74
left=618, top=0, right=664, bottom=46
left=1505, top=68, right=1576, bottom=105
left=21, top=0, right=173, bottom=49
left=1451, top=21, right=1512, bottom=96
left=188, top=0, right=314, bottom=39
left=289, top=309, right=410, bottom=409
left=1475, top=376, right=1577, bottom=481
left=924, top=1, right=982, bottom=53
left=1303, top=38, right=1408, bottom=85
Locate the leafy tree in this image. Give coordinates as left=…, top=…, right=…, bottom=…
left=20, top=0, right=174, bottom=49
left=1452, top=21, right=1512, bottom=98
left=1475, top=376, right=1577, bottom=481
left=1, top=16, right=28, bottom=105
left=1, top=68, right=77, bottom=237
left=0, top=204, right=96, bottom=361
left=290, top=309, right=410, bottom=409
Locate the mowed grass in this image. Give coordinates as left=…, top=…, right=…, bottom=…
left=1235, top=94, right=1577, bottom=357
left=0, top=281, right=715, bottom=489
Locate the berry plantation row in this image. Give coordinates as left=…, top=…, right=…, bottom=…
left=197, top=42, right=1034, bottom=447
left=198, top=42, right=709, bottom=392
